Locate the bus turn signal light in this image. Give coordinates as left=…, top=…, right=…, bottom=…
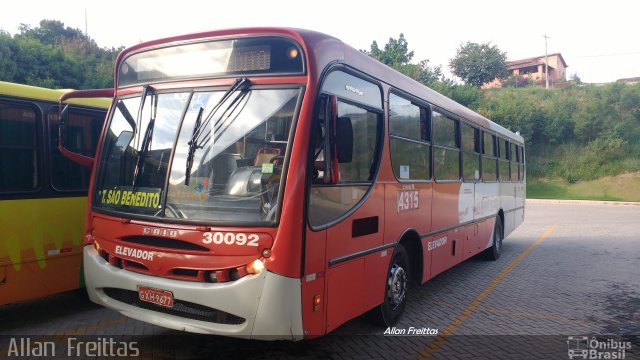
left=313, top=295, right=321, bottom=312
left=246, top=259, right=265, bottom=274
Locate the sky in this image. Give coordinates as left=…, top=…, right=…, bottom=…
left=1, top=1, right=638, bottom=84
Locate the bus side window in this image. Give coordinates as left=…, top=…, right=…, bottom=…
left=308, top=97, right=381, bottom=227
left=433, top=111, right=460, bottom=181
left=482, top=132, right=497, bottom=181
left=0, top=101, right=40, bottom=192
left=49, top=107, right=105, bottom=191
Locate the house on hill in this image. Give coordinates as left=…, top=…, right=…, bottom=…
left=617, top=76, right=640, bottom=84
left=484, top=53, right=568, bottom=88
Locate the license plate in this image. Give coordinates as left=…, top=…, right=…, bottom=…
left=137, top=286, right=174, bottom=308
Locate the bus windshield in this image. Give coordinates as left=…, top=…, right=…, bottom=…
left=94, top=85, right=301, bottom=224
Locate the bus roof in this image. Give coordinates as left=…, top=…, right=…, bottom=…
left=0, top=81, right=110, bottom=109
left=115, top=27, right=523, bottom=144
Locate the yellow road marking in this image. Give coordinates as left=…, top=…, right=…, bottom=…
left=417, top=224, right=558, bottom=360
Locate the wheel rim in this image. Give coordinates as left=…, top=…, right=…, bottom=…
left=387, top=263, right=407, bottom=310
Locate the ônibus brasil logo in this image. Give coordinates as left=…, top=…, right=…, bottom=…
left=567, top=336, right=632, bottom=359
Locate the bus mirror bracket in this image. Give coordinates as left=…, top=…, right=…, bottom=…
left=335, top=116, right=353, bottom=163
left=58, top=88, right=114, bottom=168
left=59, top=104, right=69, bottom=146
left=327, top=95, right=340, bottom=183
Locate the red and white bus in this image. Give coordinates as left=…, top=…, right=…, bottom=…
left=62, top=28, right=525, bottom=340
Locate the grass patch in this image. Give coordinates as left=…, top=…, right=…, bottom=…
left=527, top=181, right=572, bottom=200
left=527, top=173, right=640, bottom=202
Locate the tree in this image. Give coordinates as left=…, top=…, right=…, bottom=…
left=364, top=34, right=444, bottom=86
left=569, top=73, right=583, bottom=85
left=0, top=31, right=18, bottom=81
left=449, top=42, right=508, bottom=87
left=17, top=20, right=84, bottom=46
left=1, top=19, right=120, bottom=89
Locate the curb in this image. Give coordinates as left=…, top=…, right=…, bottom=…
left=526, top=198, right=640, bottom=206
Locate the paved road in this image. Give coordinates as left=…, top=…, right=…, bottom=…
left=1, top=201, right=639, bottom=359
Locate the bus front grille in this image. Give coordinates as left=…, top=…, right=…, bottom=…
left=102, top=288, right=246, bottom=325
left=120, top=236, right=210, bottom=252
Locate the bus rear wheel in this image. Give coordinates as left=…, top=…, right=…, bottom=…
left=367, top=244, right=409, bottom=326
left=484, top=216, right=503, bottom=261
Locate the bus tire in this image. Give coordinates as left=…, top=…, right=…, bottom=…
left=484, top=216, right=503, bottom=261
left=367, top=244, right=410, bottom=326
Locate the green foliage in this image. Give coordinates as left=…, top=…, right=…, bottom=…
left=501, top=75, right=533, bottom=88
left=528, top=175, right=640, bottom=202
left=0, top=31, right=18, bottom=80
left=0, top=19, right=121, bottom=89
left=449, top=42, right=509, bottom=87
left=364, top=34, right=446, bottom=87
left=569, top=73, right=583, bottom=85
left=430, top=82, right=482, bottom=108
left=480, top=83, right=640, bottom=183
left=368, top=34, right=414, bottom=68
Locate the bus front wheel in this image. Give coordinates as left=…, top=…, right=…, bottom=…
left=367, top=244, right=409, bottom=326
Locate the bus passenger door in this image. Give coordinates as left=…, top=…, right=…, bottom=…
left=306, top=94, right=384, bottom=333
left=323, top=184, right=385, bottom=332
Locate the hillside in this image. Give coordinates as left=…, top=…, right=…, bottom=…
left=528, top=172, right=640, bottom=201
left=439, top=83, right=640, bottom=183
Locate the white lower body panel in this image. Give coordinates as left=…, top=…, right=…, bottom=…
left=84, top=246, right=303, bottom=340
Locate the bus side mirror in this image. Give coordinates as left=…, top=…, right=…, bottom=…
left=335, top=117, right=353, bottom=163
left=113, top=130, right=134, bottom=157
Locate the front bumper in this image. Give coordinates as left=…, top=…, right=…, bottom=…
left=83, top=246, right=303, bottom=340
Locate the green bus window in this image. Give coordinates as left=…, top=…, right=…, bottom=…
left=389, top=93, right=430, bottom=181
left=461, top=123, right=480, bottom=181
left=0, top=102, right=39, bottom=192
left=498, top=138, right=510, bottom=182
left=433, top=111, right=460, bottom=181
left=482, top=132, right=497, bottom=181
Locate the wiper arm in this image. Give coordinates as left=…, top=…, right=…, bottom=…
left=184, top=106, right=206, bottom=186
left=213, top=87, right=250, bottom=141
left=184, top=78, right=250, bottom=185
left=132, top=88, right=158, bottom=188
left=203, top=77, right=250, bottom=127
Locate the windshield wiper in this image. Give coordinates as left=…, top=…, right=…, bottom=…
left=184, top=106, right=206, bottom=186
left=132, top=87, right=158, bottom=188
left=184, top=78, right=250, bottom=185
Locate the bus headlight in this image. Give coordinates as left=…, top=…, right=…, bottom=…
left=246, top=259, right=265, bottom=274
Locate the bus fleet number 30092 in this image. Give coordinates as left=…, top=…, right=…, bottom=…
left=202, top=232, right=260, bottom=246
